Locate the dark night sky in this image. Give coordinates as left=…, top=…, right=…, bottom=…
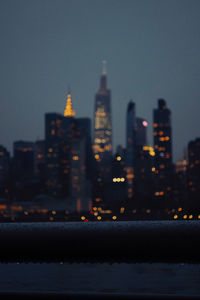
left=1, top=0, right=200, bottom=161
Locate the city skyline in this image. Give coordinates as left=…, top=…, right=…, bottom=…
left=1, top=0, right=200, bottom=160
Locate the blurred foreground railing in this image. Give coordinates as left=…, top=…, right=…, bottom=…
left=0, top=220, right=200, bottom=263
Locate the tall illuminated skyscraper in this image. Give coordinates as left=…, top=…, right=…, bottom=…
left=125, top=100, right=136, bottom=199
left=93, top=62, right=112, bottom=179
left=153, top=99, right=173, bottom=204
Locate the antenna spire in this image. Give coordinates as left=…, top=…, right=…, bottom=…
left=64, top=87, right=75, bottom=118
left=102, top=60, right=107, bottom=75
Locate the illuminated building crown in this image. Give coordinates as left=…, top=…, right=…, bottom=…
left=64, top=92, right=76, bottom=118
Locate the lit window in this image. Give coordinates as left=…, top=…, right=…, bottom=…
left=72, top=155, right=79, bottom=161
left=120, top=207, right=125, bottom=213
left=95, top=154, right=100, bottom=160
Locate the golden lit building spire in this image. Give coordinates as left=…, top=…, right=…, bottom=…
left=64, top=90, right=76, bottom=118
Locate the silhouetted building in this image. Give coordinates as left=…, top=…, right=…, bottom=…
left=153, top=99, right=173, bottom=207
left=125, top=100, right=136, bottom=199
left=13, top=141, right=34, bottom=181
left=173, top=153, right=188, bottom=208
left=107, top=150, right=126, bottom=208
left=187, top=138, right=200, bottom=208
left=93, top=62, right=112, bottom=181
left=34, top=140, right=45, bottom=181
left=75, top=118, right=93, bottom=180
left=0, top=145, right=10, bottom=197
left=135, top=118, right=148, bottom=147
left=135, top=146, right=155, bottom=208
left=45, top=91, right=92, bottom=204
left=45, top=113, right=64, bottom=197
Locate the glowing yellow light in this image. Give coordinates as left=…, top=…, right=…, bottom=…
left=93, top=207, right=97, bottom=211
left=121, top=178, right=125, bottom=182
left=173, top=214, right=178, bottom=219
left=94, top=212, right=98, bottom=216
left=120, top=207, right=125, bottom=213
left=64, top=92, right=76, bottom=117
left=52, top=210, right=56, bottom=215
left=143, top=146, right=149, bottom=151
left=150, top=151, right=155, bottom=156
left=152, top=167, right=155, bottom=172
left=116, top=156, right=122, bottom=161
left=126, top=174, right=134, bottom=179
left=146, top=209, right=151, bottom=214
left=189, top=214, right=193, bottom=219
left=183, top=215, right=187, bottom=219
left=113, top=178, right=117, bottom=182
left=95, top=154, right=100, bottom=160
left=97, top=216, right=102, bottom=220
left=198, top=215, right=200, bottom=219
left=81, top=216, right=85, bottom=220
left=112, top=216, right=117, bottom=220
left=72, top=155, right=79, bottom=161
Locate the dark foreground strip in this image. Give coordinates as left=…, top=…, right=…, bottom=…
left=0, top=221, right=200, bottom=263
left=1, top=292, right=200, bottom=299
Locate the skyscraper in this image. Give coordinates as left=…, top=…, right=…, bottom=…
left=153, top=99, right=173, bottom=205
left=93, top=62, right=112, bottom=180
left=135, top=117, right=148, bottom=147
left=125, top=100, right=136, bottom=199
left=0, top=145, right=10, bottom=198
left=13, top=141, right=35, bottom=181
left=187, top=138, right=200, bottom=208
left=45, top=113, right=64, bottom=197
left=45, top=90, right=77, bottom=197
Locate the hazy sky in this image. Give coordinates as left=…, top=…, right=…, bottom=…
left=1, top=0, right=200, bottom=160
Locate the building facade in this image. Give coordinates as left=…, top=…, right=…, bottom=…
left=187, top=138, right=200, bottom=208
left=153, top=99, right=173, bottom=206
left=93, top=63, right=112, bottom=181
left=125, top=100, right=136, bottom=199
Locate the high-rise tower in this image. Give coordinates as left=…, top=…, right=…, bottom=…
left=153, top=99, right=173, bottom=204
left=125, top=101, right=136, bottom=199
left=93, top=62, right=112, bottom=179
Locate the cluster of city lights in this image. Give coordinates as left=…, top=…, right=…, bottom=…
left=173, top=214, right=200, bottom=220
left=142, top=146, right=155, bottom=156
left=112, top=177, right=125, bottom=182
